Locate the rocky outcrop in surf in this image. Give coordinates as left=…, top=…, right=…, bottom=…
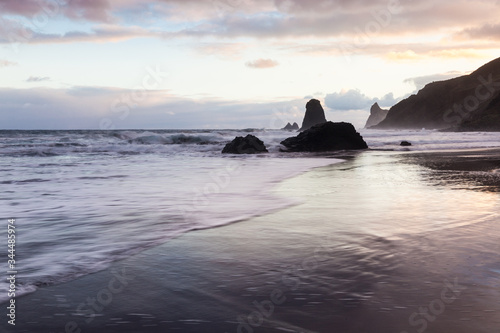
left=282, top=122, right=299, bottom=131
left=222, top=134, right=268, bottom=154
left=280, top=121, right=368, bottom=152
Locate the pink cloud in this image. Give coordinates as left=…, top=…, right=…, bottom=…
left=0, top=0, right=112, bottom=22
left=26, top=76, right=51, bottom=82
left=63, top=0, right=112, bottom=22
left=0, top=0, right=42, bottom=16
left=0, top=21, right=156, bottom=44
left=458, top=23, right=500, bottom=41
left=0, top=59, right=18, bottom=67
left=1, top=0, right=500, bottom=61
left=245, top=58, right=279, bottom=68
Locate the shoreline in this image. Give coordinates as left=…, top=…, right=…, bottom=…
left=3, top=148, right=500, bottom=333
left=403, top=147, right=500, bottom=192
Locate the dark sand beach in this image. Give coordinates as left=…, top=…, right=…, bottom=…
left=4, top=148, right=500, bottom=333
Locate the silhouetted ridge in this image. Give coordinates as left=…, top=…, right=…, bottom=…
left=374, top=57, right=500, bottom=131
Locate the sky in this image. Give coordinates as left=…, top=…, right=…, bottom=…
left=0, top=0, right=499, bottom=129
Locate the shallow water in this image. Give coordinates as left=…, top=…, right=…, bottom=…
left=2, top=148, right=500, bottom=333
left=1, top=128, right=500, bottom=312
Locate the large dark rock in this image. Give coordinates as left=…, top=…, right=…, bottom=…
left=300, top=99, right=327, bottom=131
left=222, top=134, right=268, bottom=154
left=374, top=57, right=500, bottom=131
left=282, top=122, right=300, bottom=130
left=280, top=121, right=368, bottom=152
left=365, top=103, right=389, bottom=128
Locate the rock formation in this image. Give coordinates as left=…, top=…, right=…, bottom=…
left=374, top=57, right=500, bottom=131
left=282, top=122, right=299, bottom=130
left=222, top=135, right=268, bottom=154
left=280, top=121, right=368, bottom=152
left=300, top=99, right=327, bottom=131
left=365, top=103, right=389, bottom=128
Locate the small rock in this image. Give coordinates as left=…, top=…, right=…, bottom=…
left=400, top=141, right=412, bottom=146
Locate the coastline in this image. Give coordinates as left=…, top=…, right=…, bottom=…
left=3, top=148, right=500, bottom=333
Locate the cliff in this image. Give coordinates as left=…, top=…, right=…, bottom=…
left=374, top=57, right=500, bottom=131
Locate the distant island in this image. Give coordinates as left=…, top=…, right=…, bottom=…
left=370, top=57, right=500, bottom=131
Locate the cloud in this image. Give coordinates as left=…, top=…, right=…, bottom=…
left=170, top=0, right=500, bottom=40
left=325, top=89, right=374, bottom=110
left=0, top=0, right=499, bottom=63
left=385, top=50, right=421, bottom=61
left=245, top=58, right=279, bottom=68
left=0, top=0, right=112, bottom=22
left=195, top=42, right=249, bottom=60
left=0, top=86, right=308, bottom=129
left=0, top=19, right=156, bottom=44
left=26, top=76, right=51, bottom=82
left=457, top=23, right=500, bottom=41
left=0, top=85, right=397, bottom=130
left=0, top=59, right=17, bottom=68
left=324, top=89, right=399, bottom=111
left=404, top=71, right=463, bottom=90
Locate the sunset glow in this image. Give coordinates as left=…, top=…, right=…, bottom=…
left=1, top=0, right=499, bottom=129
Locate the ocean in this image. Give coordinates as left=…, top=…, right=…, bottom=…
left=1, top=128, right=500, bottom=307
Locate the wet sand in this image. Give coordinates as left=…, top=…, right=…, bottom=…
left=3, top=149, right=500, bottom=333
left=404, top=148, right=500, bottom=191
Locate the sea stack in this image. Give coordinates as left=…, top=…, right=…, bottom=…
left=300, top=99, right=327, bottom=131
left=365, top=103, right=389, bottom=128
left=282, top=122, right=299, bottom=130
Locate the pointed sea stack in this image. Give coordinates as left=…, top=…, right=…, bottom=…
left=300, top=99, right=327, bottom=131
left=365, top=103, right=389, bottom=128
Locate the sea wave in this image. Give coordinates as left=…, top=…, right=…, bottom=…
left=113, top=131, right=224, bottom=145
